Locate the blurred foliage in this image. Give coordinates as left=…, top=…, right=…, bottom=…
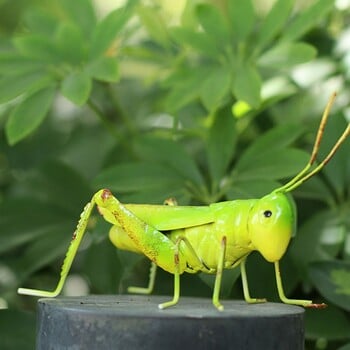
left=0, top=0, right=349, bottom=349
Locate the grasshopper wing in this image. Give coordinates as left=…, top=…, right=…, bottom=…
left=124, top=204, right=215, bottom=231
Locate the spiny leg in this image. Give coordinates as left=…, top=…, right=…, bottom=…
left=212, top=236, right=227, bottom=311
left=274, top=261, right=327, bottom=308
left=240, top=258, right=266, bottom=304
left=18, top=200, right=96, bottom=297
left=128, top=262, right=157, bottom=294
left=98, top=190, right=186, bottom=275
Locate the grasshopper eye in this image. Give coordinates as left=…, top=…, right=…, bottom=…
left=263, top=210, right=272, bottom=218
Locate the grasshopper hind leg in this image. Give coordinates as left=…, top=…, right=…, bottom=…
left=18, top=200, right=95, bottom=298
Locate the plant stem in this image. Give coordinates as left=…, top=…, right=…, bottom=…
left=87, top=99, right=120, bottom=139
left=87, top=98, right=135, bottom=155
left=106, top=85, right=137, bottom=136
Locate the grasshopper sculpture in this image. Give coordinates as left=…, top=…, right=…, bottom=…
left=19, top=93, right=350, bottom=310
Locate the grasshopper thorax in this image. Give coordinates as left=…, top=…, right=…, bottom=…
left=248, top=192, right=295, bottom=262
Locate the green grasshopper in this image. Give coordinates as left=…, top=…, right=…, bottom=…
left=18, top=93, right=350, bottom=311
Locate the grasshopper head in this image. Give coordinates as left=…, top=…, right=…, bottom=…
left=248, top=192, right=296, bottom=262
left=245, top=93, right=349, bottom=262
left=247, top=92, right=349, bottom=262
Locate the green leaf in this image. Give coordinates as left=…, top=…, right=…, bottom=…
left=227, top=179, right=279, bottom=199
left=0, top=52, right=43, bottom=75
left=309, top=260, right=350, bottom=311
left=134, top=136, right=204, bottom=186
left=207, top=107, right=237, bottom=185
left=317, top=113, right=349, bottom=199
left=61, top=71, right=92, bottom=106
left=293, top=176, right=334, bottom=203
left=258, top=42, right=317, bottom=69
left=232, top=64, right=261, bottom=108
left=256, top=0, right=294, bottom=49
left=260, top=76, right=297, bottom=102
left=246, top=251, right=298, bottom=301
left=0, top=199, right=69, bottom=254
left=90, top=7, right=131, bottom=59
left=0, top=161, right=92, bottom=265
left=200, top=65, right=231, bottom=112
left=0, top=71, right=52, bottom=104
left=289, top=210, right=338, bottom=277
left=235, top=148, right=310, bottom=180
left=305, top=305, right=350, bottom=340
left=0, top=310, right=35, bottom=350
left=23, top=9, right=59, bottom=36
left=60, top=0, right=97, bottom=39
left=13, top=35, right=59, bottom=63
left=87, top=56, right=119, bottom=82
left=345, top=231, right=350, bottom=260
left=164, top=68, right=204, bottom=112
left=228, top=0, right=255, bottom=41
left=55, top=23, right=86, bottom=64
left=118, top=186, right=191, bottom=205
left=235, top=123, right=305, bottom=171
left=83, top=238, right=122, bottom=293
left=283, top=0, right=334, bottom=42
left=32, top=161, right=92, bottom=214
left=338, top=343, right=350, bottom=350
left=170, top=27, right=220, bottom=57
left=137, top=5, right=169, bottom=47
left=5, top=86, right=56, bottom=145
left=93, top=162, right=185, bottom=194
left=13, top=228, right=73, bottom=280
left=195, top=3, right=230, bottom=45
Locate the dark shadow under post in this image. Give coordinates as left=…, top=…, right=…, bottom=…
left=37, top=295, right=305, bottom=350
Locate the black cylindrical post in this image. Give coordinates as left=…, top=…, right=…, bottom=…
left=37, top=295, right=304, bottom=350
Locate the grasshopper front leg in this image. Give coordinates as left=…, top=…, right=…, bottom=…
left=274, top=261, right=326, bottom=308
left=212, top=236, right=227, bottom=311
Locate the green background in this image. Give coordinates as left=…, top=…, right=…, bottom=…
left=0, top=1, right=349, bottom=349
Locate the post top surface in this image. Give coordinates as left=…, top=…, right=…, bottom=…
left=39, top=295, right=304, bottom=319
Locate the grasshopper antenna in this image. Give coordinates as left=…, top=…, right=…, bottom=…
left=276, top=92, right=350, bottom=193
